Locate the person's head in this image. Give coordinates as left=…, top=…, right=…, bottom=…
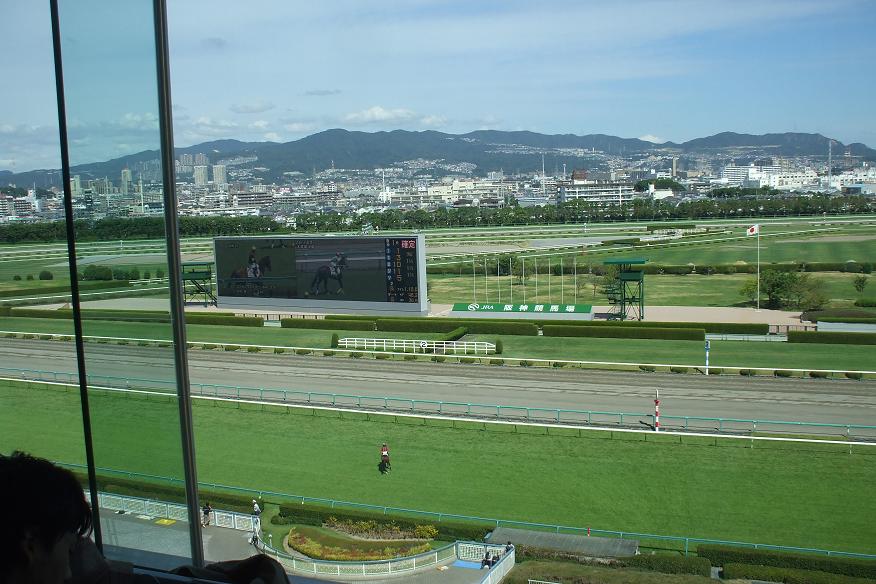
left=382, top=443, right=387, bottom=446
left=0, top=451, right=92, bottom=584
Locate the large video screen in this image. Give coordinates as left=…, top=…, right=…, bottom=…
left=214, top=235, right=426, bottom=313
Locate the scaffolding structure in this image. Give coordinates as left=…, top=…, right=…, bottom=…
left=181, top=262, right=216, bottom=306
left=603, top=258, right=646, bottom=321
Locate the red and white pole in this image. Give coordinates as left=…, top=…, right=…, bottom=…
left=654, top=389, right=660, bottom=432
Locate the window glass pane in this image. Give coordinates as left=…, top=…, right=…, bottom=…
left=54, top=0, right=191, bottom=568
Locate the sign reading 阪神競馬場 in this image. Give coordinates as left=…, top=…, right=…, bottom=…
left=449, top=303, right=594, bottom=320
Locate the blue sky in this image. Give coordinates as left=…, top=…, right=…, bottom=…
left=2, top=0, right=875, bottom=171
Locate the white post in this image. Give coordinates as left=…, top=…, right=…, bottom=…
left=654, top=389, right=660, bottom=432
left=484, top=257, right=488, bottom=302
left=497, top=257, right=500, bottom=303
left=535, top=258, right=538, bottom=299
left=705, top=340, right=710, bottom=375
left=548, top=258, right=552, bottom=303
left=509, top=257, right=513, bottom=304
left=574, top=257, right=577, bottom=304
left=561, top=258, right=564, bottom=304
left=756, top=228, right=761, bottom=311
left=522, top=258, right=526, bottom=304
left=472, top=258, right=476, bottom=301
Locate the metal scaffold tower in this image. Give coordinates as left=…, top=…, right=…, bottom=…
left=181, top=262, right=217, bottom=306
left=603, top=258, right=646, bottom=321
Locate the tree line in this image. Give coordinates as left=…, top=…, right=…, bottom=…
left=0, top=194, right=873, bottom=244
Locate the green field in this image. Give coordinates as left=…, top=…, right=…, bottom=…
left=2, top=381, right=874, bottom=553
left=2, top=316, right=874, bottom=371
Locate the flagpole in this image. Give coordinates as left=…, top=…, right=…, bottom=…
left=756, top=226, right=760, bottom=311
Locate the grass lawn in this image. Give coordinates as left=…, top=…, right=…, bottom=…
left=469, top=335, right=876, bottom=370
left=2, top=381, right=875, bottom=554
left=0, top=317, right=445, bottom=347
left=506, top=561, right=730, bottom=584
left=3, top=315, right=874, bottom=370
left=427, top=271, right=872, bottom=308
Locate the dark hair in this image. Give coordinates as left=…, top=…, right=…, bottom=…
left=0, top=452, right=92, bottom=572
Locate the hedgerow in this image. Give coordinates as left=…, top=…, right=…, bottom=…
left=543, top=325, right=705, bottom=341
left=789, top=331, right=876, bottom=345
left=697, top=545, right=876, bottom=578
left=281, top=318, right=375, bottom=330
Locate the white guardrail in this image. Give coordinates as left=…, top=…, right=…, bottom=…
left=84, top=489, right=514, bottom=580
left=338, top=337, right=496, bottom=354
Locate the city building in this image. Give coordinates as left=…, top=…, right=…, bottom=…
left=212, top=164, right=227, bottom=190
left=193, top=165, right=209, bottom=186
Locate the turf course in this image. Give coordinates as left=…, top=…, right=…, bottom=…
left=2, top=381, right=874, bottom=554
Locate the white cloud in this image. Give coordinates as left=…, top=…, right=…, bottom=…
left=344, top=106, right=417, bottom=124
left=284, top=121, right=319, bottom=133
left=638, top=134, right=666, bottom=144
left=230, top=100, right=275, bottom=114
left=263, top=132, right=282, bottom=142
left=250, top=120, right=269, bottom=130
left=420, top=115, right=447, bottom=128
left=304, top=89, right=342, bottom=97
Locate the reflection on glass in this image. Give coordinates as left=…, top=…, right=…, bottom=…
left=54, top=0, right=191, bottom=568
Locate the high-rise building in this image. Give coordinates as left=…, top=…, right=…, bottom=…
left=70, top=175, right=81, bottom=195
left=212, top=164, right=227, bottom=188
left=194, top=152, right=209, bottom=166
left=178, top=153, right=194, bottom=166
left=120, top=168, right=132, bottom=195
left=193, top=165, right=209, bottom=186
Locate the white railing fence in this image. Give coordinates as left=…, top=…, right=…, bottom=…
left=338, top=337, right=496, bottom=355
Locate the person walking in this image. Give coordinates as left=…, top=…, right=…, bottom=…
left=201, top=501, right=213, bottom=527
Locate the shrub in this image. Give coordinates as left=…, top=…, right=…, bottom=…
left=295, top=348, right=312, bottom=355
left=143, top=271, right=151, bottom=279
left=128, top=268, right=140, bottom=280
left=774, top=370, right=794, bottom=378
left=38, top=270, right=53, bottom=280
left=438, top=326, right=468, bottom=342
left=156, top=269, right=165, bottom=279
left=539, top=319, right=767, bottom=335
left=721, top=563, right=872, bottom=584
left=273, top=348, right=285, bottom=354
left=282, top=318, right=374, bottom=331
left=277, top=503, right=489, bottom=542
left=809, top=370, right=829, bottom=378
left=846, top=372, right=864, bottom=380
left=669, top=366, right=689, bottom=374
left=330, top=333, right=339, bottom=348
left=223, top=345, right=240, bottom=351
left=322, top=350, right=335, bottom=357
left=519, top=360, right=532, bottom=367
left=431, top=355, right=446, bottom=363
left=246, top=346, right=260, bottom=353
left=543, top=325, right=705, bottom=341
left=707, top=368, right=723, bottom=375
left=698, top=544, right=876, bottom=578
left=26, top=274, right=34, bottom=281
left=112, top=268, right=130, bottom=281
left=854, top=298, right=876, bottom=307
left=639, top=365, right=656, bottom=372
left=495, top=339, right=503, bottom=354
left=403, top=354, right=417, bottom=361
left=376, top=319, right=460, bottom=333
left=459, top=357, right=475, bottom=364
left=739, top=369, right=756, bottom=376
left=349, top=352, right=363, bottom=358
left=38, top=335, right=53, bottom=341
left=414, top=525, right=439, bottom=539
left=186, top=315, right=263, bottom=327
left=202, top=344, right=217, bottom=350
left=624, top=555, right=711, bottom=577
left=13, top=275, right=21, bottom=281
left=789, top=331, right=876, bottom=345
left=552, top=361, right=567, bottom=368
left=489, top=359, right=504, bottom=365
left=82, top=265, right=113, bottom=281
left=375, top=353, right=391, bottom=360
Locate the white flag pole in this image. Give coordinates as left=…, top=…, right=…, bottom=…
left=756, top=226, right=760, bottom=311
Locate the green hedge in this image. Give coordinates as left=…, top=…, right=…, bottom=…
left=722, top=563, right=873, bottom=584
left=623, top=555, right=711, bottom=577
left=543, top=325, right=705, bottom=341
left=185, top=314, right=263, bottom=327
left=854, top=298, right=876, bottom=307
left=442, top=320, right=539, bottom=336
left=375, top=319, right=460, bottom=333
left=697, top=545, right=876, bottom=579
left=438, top=327, right=468, bottom=342
left=281, top=318, right=375, bottom=331
left=789, top=331, right=876, bottom=345
left=0, top=280, right=131, bottom=299
left=276, top=503, right=489, bottom=541
left=537, top=319, right=767, bottom=335
left=816, top=317, right=876, bottom=324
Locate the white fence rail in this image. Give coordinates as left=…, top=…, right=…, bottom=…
left=338, top=337, right=496, bottom=355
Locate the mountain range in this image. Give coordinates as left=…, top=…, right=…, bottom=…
left=5, top=130, right=875, bottom=188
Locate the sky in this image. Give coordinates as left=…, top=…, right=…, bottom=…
left=2, top=0, right=876, bottom=172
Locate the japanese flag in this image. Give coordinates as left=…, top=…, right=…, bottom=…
left=746, top=224, right=760, bottom=236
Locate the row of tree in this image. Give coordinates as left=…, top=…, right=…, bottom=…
left=0, top=195, right=873, bottom=244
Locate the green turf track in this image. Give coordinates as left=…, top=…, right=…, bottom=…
left=1, top=381, right=874, bottom=553
left=1, top=316, right=875, bottom=370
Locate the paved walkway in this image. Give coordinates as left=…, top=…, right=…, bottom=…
left=99, top=514, right=492, bottom=583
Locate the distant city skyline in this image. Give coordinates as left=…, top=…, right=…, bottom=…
left=2, top=0, right=875, bottom=172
